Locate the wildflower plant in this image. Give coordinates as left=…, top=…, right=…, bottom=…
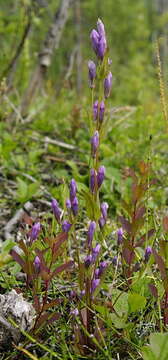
left=10, top=205, right=74, bottom=332
left=69, top=19, right=112, bottom=355
left=118, top=162, right=155, bottom=284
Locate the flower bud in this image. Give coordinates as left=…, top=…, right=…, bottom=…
left=66, top=198, right=71, bottom=210
left=69, top=290, right=76, bottom=299
left=117, top=228, right=123, bottom=246
left=84, top=254, right=93, bottom=268
left=94, top=268, right=100, bottom=278
left=90, top=168, right=97, bottom=193
left=34, top=255, right=41, bottom=273
left=80, top=290, right=85, bottom=298
left=99, top=261, right=108, bottom=277
left=51, top=199, right=61, bottom=223
left=87, top=221, right=96, bottom=248
left=62, top=221, right=72, bottom=233
left=99, top=101, right=105, bottom=123
left=97, top=35, right=107, bottom=60
left=97, top=166, right=105, bottom=188
left=30, top=222, right=41, bottom=242
left=70, top=179, right=77, bottom=202
left=88, top=60, right=96, bottom=88
left=92, top=244, right=101, bottom=262
left=99, top=216, right=106, bottom=229
left=144, top=246, right=152, bottom=263
left=101, top=202, right=108, bottom=221
left=97, top=18, right=106, bottom=37
left=112, top=256, right=118, bottom=266
left=104, top=72, right=112, bottom=98
left=91, top=130, right=99, bottom=158
left=71, top=308, right=79, bottom=317
left=93, top=100, right=99, bottom=121
left=90, top=29, right=99, bottom=54
left=71, top=196, right=78, bottom=216
left=91, top=278, right=100, bottom=293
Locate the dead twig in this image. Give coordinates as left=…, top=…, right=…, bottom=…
left=4, top=202, right=33, bottom=240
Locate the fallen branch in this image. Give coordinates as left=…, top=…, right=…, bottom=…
left=4, top=201, right=33, bottom=240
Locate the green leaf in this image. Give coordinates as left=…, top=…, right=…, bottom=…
left=112, top=289, right=129, bottom=317
left=142, top=333, right=168, bottom=360
left=110, top=313, right=127, bottom=329
left=128, top=292, right=146, bottom=313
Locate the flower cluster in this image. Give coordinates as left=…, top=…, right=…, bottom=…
left=51, top=179, right=79, bottom=234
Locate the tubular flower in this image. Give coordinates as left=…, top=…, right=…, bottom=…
left=99, top=101, right=105, bottom=124
left=117, top=228, right=123, bottom=245
left=91, top=278, right=100, bottom=293
left=34, top=256, right=41, bottom=273
left=87, top=221, right=96, bottom=248
left=51, top=199, right=62, bottom=223
left=144, top=246, right=152, bottom=263
left=88, top=60, right=96, bottom=88
left=62, top=221, right=72, bottom=233
left=101, top=202, right=108, bottom=220
left=71, top=196, right=78, bottom=216
left=70, top=179, right=77, bottom=202
left=84, top=254, right=93, bottom=268
left=90, top=168, right=97, bottom=193
left=104, top=72, right=112, bottom=98
left=93, top=100, right=99, bottom=121
left=91, top=130, right=99, bottom=158
left=92, top=244, right=101, bottom=262
left=90, top=19, right=107, bottom=60
left=30, top=222, right=41, bottom=242
left=97, top=166, right=105, bottom=188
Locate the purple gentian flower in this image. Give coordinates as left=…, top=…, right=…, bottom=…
left=30, top=222, right=41, bottom=242
left=97, top=18, right=106, bottom=37
left=94, top=268, right=100, bottom=278
left=97, top=35, right=107, bottom=60
left=144, top=246, right=152, bottom=263
left=70, top=308, right=79, bottom=317
left=91, top=130, right=99, bottom=158
left=84, top=254, right=93, bottom=268
left=112, top=256, right=118, bottom=266
left=93, top=100, right=99, bottom=121
left=104, top=72, right=112, bottom=98
left=99, top=216, right=106, bottom=229
left=90, top=168, right=96, bottom=193
left=99, top=261, right=108, bottom=277
left=34, top=255, right=41, bottom=273
left=90, top=29, right=99, bottom=53
left=92, top=244, right=101, bottom=262
left=97, top=166, right=105, bottom=188
left=66, top=198, right=71, bottom=211
left=117, top=228, right=123, bottom=246
left=62, top=221, right=72, bottom=233
left=70, top=179, right=77, bottom=202
left=71, top=196, right=78, bottom=216
left=91, top=278, right=100, bottom=293
left=51, top=199, right=62, bottom=223
left=101, top=202, right=108, bottom=220
left=87, top=221, right=96, bottom=248
left=99, top=101, right=105, bottom=123
left=90, top=20, right=107, bottom=60
left=88, top=60, right=96, bottom=88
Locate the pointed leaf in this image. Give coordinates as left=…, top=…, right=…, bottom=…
left=50, top=260, right=73, bottom=279
left=135, top=206, right=146, bottom=220
left=118, top=216, right=131, bottom=233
